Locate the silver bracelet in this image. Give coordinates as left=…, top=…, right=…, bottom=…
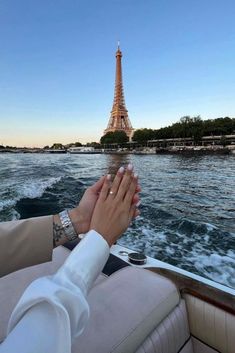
left=59, top=210, right=78, bottom=242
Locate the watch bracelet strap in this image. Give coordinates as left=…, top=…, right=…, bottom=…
left=59, top=210, right=78, bottom=242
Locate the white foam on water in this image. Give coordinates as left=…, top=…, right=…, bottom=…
left=205, top=222, right=218, bottom=231
left=165, top=246, right=175, bottom=255
left=19, top=177, right=61, bottom=199
left=9, top=209, right=21, bottom=220
left=0, top=199, right=16, bottom=212
left=190, top=252, right=235, bottom=288
left=141, top=227, right=167, bottom=242
left=155, top=231, right=167, bottom=241
left=227, top=250, right=235, bottom=259
left=142, top=228, right=153, bottom=237
left=121, top=217, right=235, bottom=288
left=0, top=177, right=61, bottom=212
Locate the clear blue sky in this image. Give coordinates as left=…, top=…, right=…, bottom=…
left=1, top=0, right=235, bottom=147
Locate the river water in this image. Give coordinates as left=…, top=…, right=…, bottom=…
left=0, top=153, right=234, bottom=288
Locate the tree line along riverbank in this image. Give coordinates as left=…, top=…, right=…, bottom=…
left=1, top=116, right=234, bottom=154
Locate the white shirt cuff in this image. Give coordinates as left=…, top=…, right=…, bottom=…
left=53, top=229, right=110, bottom=294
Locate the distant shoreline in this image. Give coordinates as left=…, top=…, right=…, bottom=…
left=0, top=147, right=234, bottom=155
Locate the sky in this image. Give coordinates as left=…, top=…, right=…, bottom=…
left=0, top=0, right=235, bottom=147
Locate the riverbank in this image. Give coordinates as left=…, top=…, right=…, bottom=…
left=155, top=146, right=232, bottom=155
left=0, top=146, right=234, bottom=155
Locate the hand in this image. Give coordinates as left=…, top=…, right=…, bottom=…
left=69, top=176, right=106, bottom=235
left=89, top=165, right=139, bottom=246
left=69, top=168, right=141, bottom=235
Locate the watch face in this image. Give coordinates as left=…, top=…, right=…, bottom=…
left=128, top=252, right=147, bottom=265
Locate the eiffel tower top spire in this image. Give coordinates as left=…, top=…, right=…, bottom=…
left=104, top=44, right=134, bottom=140
left=111, top=43, right=127, bottom=113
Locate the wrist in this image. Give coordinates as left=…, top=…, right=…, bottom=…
left=59, top=210, right=78, bottom=241
left=53, top=214, right=67, bottom=247
left=53, top=210, right=79, bottom=247
left=89, top=225, right=113, bottom=247
left=69, top=207, right=87, bottom=235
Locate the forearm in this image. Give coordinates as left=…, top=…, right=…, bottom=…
left=0, top=208, right=86, bottom=277
left=0, top=301, right=74, bottom=353
left=1, top=231, right=110, bottom=353
left=0, top=216, right=53, bottom=277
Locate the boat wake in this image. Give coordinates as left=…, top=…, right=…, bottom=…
left=119, top=210, right=235, bottom=288
left=0, top=177, right=61, bottom=221
left=0, top=153, right=234, bottom=289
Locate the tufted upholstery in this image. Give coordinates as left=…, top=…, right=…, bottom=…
left=184, top=294, right=234, bottom=353
left=73, top=267, right=180, bottom=353
left=192, top=337, right=219, bottom=353
left=135, top=300, right=192, bottom=353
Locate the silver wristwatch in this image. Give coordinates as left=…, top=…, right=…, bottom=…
left=59, top=210, right=78, bottom=241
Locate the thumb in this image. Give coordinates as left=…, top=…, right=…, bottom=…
left=90, top=175, right=106, bottom=193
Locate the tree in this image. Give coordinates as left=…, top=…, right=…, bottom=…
left=203, top=117, right=235, bottom=136
left=133, top=128, right=155, bottom=143
left=51, top=143, right=64, bottom=149
left=74, top=141, right=82, bottom=147
left=86, top=142, right=101, bottom=148
left=100, top=131, right=128, bottom=144
left=191, top=116, right=203, bottom=144
left=117, top=116, right=235, bottom=146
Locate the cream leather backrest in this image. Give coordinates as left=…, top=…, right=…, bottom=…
left=135, top=300, right=193, bottom=353
left=184, top=293, right=235, bottom=353
left=72, top=267, right=180, bottom=353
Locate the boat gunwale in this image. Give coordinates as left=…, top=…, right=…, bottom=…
left=148, top=267, right=235, bottom=315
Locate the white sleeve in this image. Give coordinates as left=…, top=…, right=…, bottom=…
left=0, top=230, right=110, bottom=353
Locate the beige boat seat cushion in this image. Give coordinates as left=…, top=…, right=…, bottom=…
left=73, top=267, right=180, bottom=353
left=0, top=245, right=106, bottom=342
left=136, top=300, right=193, bottom=353
left=0, top=250, right=180, bottom=353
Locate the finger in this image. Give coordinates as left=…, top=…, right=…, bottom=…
left=124, top=173, right=138, bottom=204
left=90, top=175, right=106, bottom=194
left=128, top=204, right=137, bottom=222
left=132, top=193, right=139, bottom=205
left=136, top=184, right=141, bottom=193
left=99, top=174, right=111, bottom=201
left=108, top=166, right=125, bottom=197
left=134, top=208, right=141, bottom=218
left=130, top=207, right=141, bottom=222
left=116, top=163, right=134, bottom=201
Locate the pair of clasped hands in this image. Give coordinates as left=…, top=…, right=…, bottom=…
left=69, top=163, right=141, bottom=247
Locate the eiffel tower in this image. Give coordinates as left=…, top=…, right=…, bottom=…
left=104, top=44, right=134, bottom=140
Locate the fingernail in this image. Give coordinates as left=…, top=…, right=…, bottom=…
left=118, top=166, right=125, bottom=174
left=127, top=163, right=133, bottom=171
left=136, top=201, right=141, bottom=207
left=134, top=172, right=138, bottom=179
left=107, top=174, right=111, bottom=180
